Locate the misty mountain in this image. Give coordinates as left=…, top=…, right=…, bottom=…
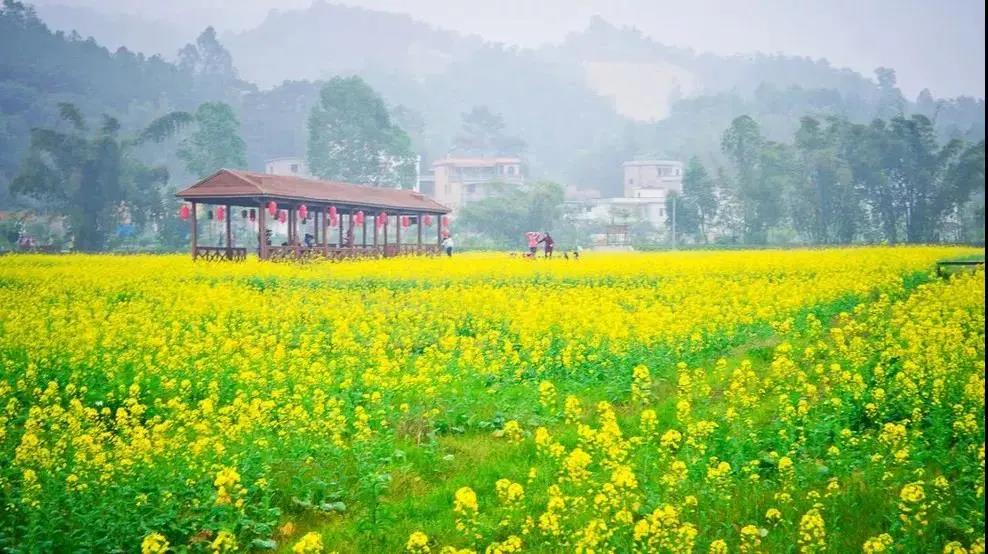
left=33, top=3, right=194, bottom=59
left=223, top=2, right=485, bottom=87
left=2, top=0, right=984, bottom=202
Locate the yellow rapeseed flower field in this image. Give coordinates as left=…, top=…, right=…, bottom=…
left=0, top=247, right=982, bottom=552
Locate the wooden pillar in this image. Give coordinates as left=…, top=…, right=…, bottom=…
left=289, top=206, right=296, bottom=245
left=383, top=216, right=389, bottom=255
left=322, top=208, right=329, bottom=256
left=373, top=216, right=378, bottom=249
left=396, top=213, right=402, bottom=252
left=258, top=201, right=268, bottom=260
left=362, top=213, right=368, bottom=247
left=190, top=201, right=198, bottom=259
left=437, top=213, right=443, bottom=249
left=416, top=212, right=423, bottom=253
left=313, top=210, right=318, bottom=245
left=224, top=204, right=232, bottom=258
left=338, top=210, right=344, bottom=247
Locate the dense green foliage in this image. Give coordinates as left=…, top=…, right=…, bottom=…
left=9, top=105, right=174, bottom=251
left=177, top=102, right=247, bottom=177
left=707, top=114, right=986, bottom=245
left=457, top=182, right=565, bottom=248
left=306, top=77, right=416, bottom=188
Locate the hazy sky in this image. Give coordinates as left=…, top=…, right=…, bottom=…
left=37, top=0, right=986, bottom=98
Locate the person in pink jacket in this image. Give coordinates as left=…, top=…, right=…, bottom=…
left=525, top=232, right=541, bottom=257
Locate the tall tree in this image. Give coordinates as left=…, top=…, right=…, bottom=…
left=790, top=116, right=859, bottom=243
left=680, top=156, right=718, bottom=242
left=874, top=67, right=905, bottom=120
left=178, top=27, right=238, bottom=81
left=665, top=190, right=700, bottom=243
left=452, top=106, right=526, bottom=157
left=884, top=115, right=984, bottom=242
left=177, top=102, right=247, bottom=177
left=721, top=115, right=781, bottom=243
left=306, top=76, right=416, bottom=187
left=843, top=119, right=898, bottom=241
left=10, top=104, right=183, bottom=251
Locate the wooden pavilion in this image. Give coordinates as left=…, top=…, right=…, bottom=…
left=175, top=169, right=451, bottom=261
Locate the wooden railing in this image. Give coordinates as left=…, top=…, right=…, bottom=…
left=262, top=244, right=441, bottom=261
left=194, top=246, right=247, bottom=261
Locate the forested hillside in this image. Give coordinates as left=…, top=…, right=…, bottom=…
left=2, top=0, right=984, bottom=205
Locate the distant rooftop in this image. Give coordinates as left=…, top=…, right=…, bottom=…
left=622, top=160, right=683, bottom=167
left=432, top=157, right=523, bottom=168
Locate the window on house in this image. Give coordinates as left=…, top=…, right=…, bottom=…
left=628, top=178, right=634, bottom=185
left=466, top=184, right=476, bottom=193
left=290, top=164, right=299, bottom=173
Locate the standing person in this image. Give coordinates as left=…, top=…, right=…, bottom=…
left=541, top=232, right=555, bottom=258
left=441, top=235, right=454, bottom=257
left=526, top=231, right=540, bottom=257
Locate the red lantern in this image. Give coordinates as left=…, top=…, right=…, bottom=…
left=442, top=215, right=450, bottom=227
left=355, top=210, right=365, bottom=224
left=422, top=214, right=433, bottom=227
left=267, top=201, right=278, bottom=216
left=329, top=206, right=337, bottom=218
left=216, top=206, right=225, bottom=221
left=298, top=204, right=308, bottom=220
left=179, top=204, right=190, bottom=220
left=330, top=214, right=338, bottom=227
left=278, top=210, right=287, bottom=224
left=401, top=215, right=410, bottom=228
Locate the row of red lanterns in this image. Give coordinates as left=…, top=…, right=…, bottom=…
left=180, top=203, right=449, bottom=228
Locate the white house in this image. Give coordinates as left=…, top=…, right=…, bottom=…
left=264, top=157, right=311, bottom=178
left=565, top=160, right=684, bottom=228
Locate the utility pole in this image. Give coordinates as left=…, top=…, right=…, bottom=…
left=671, top=194, right=677, bottom=250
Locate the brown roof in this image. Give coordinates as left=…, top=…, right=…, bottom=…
left=175, top=169, right=450, bottom=213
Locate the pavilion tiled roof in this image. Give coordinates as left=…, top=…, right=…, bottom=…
left=175, top=169, right=450, bottom=213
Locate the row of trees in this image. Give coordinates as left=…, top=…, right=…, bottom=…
left=10, top=102, right=247, bottom=250
left=671, top=114, right=985, bottom=245
left=6, top=70, right=528, bottom=251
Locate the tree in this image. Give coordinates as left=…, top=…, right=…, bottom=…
left=457, top=181, right=564, bottom=247
left=874, top=67, right=905, bottom=120
left=452, top=106, right=526, bottom=157
left=721, top=115, right=782, bottom=243
left=665, top=191, right=699, bottom=244
left=790, top=116, right=859, bottom=243
left=882, top=115, right=982, bottom=242
left=10, top=104, right=180, bottom=251
left=178, top=27, right=238, bottom=81
left=306, top=76, right=416, bottom=187
left=679, top=156, right=718, bottom=242
left=177, top=102, right=247, bottom=177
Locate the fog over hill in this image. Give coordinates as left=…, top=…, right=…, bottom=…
left=32, top=0, right=986, bottom=99
left=4, top=0, right=984, bottom=200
